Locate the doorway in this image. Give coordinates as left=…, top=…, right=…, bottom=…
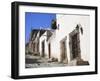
left=72, top=33, right=79, bottom=59
left=48, top=43, right=51, bottom=58
left=41, top=40, right=45, bottom=57
left=60, top=37, right=68, bottom=63
left=69, top=29, right=81, bottom=60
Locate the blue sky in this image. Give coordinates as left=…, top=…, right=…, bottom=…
left=25, top=12, right=56, bottom=43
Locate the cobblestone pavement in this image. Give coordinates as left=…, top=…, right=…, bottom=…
left=25, top=54, right=68, bottom=68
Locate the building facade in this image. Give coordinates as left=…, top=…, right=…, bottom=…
left=26, top=14, right=90, bottom=65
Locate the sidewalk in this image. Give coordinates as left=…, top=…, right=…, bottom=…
left=25, top=54, right=68, bottom=68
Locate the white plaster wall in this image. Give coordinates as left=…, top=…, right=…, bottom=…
left=48, top=35, right=61, bottom=61
left=39, top=31, right=49, bottom=58
left=50, top=14, right=90, bottom=63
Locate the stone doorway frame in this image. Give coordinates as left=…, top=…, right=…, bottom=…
left=60, top=36, right=68, bottom=63
left=69, top=28, right=81, bottom=61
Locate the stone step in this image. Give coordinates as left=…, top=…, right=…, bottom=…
left=68, top=59, right=77, bottom=66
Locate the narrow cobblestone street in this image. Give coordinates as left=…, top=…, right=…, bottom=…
left=25, top=54, right=68, bottom=68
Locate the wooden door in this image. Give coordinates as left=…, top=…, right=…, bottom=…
left=60, top=40, right=67, bottom=63
left=48, top=43, right=51, bottom=58
left=42, top=41, right=45, bottom=57
left=71, top=33, right=79, bottom=59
